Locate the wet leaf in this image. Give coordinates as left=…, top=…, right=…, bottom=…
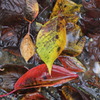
left=20, top=33, right=35, bottom=62
left=24, top=0, right=39, bottom=22
left=14, top=64, right=78, bottom=90
left=0, top=0, right=25, bottom=26
left=0, top=65, right=28, bottom=91
left=63, top=24, right=86, bottom=57
left=0, top=64, right=78, bottom=97
left=58, top=56, right=86, bottom=72
left=50, top=0, right=82, bottom=19
left=21, top=92, right=48, bottom=100
left=36, top=16, right=66, bottom=74
left=61, top=85, right=91, bottom=100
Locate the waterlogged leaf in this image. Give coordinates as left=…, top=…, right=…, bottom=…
left=21, top=92, right=47, bottom=100
left=0, top=64, right=78, bottom=97
left=61, top=85, right=91, bottom=100
left=20, top=33, right=35, bottom=62
left=0, top=65, right=28, bottom=91
left=24, top=0, right=39, bottom=22
left=50, top=0, right=82, bottom=19
left=14, top=64, right=78, bottom=90
left=36, top=16, right=66, bottom=74
left=62, top=22, right=86, bottom=56
left=62, top=36, right=86, bottom=57
left=58, top=56, right=86, bottom=72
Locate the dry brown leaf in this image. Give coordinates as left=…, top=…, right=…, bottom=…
left=24, top=0, right=39, bottom=22
left=20, top=33, right=35, bottom=62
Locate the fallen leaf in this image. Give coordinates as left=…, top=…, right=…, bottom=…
left=50, top=0, right=82, bottom=19
left=14, top=64, right=78, bottom=90
left=24, top=0, right=39, bottom=22
left=0, top=64, right=28, bottom=91
left=58, top=56, right=86, bottom=72
left=21, top=92, right=48, bottom=100
left=0, top=64, right=78, bottom=97
left=20, top=33, right=35, bottom=62
left=61, top=85, right=91, bottom=100
left=62, top=36, right=86, bottom=57
left=36, top=16, right=66, bottom=74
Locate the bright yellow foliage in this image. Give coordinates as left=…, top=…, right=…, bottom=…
left=36, top=16, right=66, bottom=74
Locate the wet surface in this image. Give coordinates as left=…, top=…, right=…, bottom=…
left=0, top=0, right=100, bottom=100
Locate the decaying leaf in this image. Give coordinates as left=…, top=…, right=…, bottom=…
left=61, top=85, right=91, bottom=100
left=0, top=64, right=78, bottom=97
left=36, top=16, right=66, bottom=74
left=50, top=0, right=82, bottom=19
left=58, top=56, right=86, bottom=72
left=62, top=36, right=86, bottom=57
left=24, top=0, right=39, bottom=22
left=62, top=22, right=86, bottom=57
left=0, top=65, right=28, bottom=91
left=20, top=33, right=35, bottom=62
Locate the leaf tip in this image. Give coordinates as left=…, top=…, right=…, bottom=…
left=47, top=64, right=52, bottom=75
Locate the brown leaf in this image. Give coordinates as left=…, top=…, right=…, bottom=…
left=20, top=33, right=35, bottom=62
left=0, top=64, right=28, bottom=91
left=24, top=0, right=39, bottom=22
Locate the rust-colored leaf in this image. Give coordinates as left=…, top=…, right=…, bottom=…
left=58, top=56, right=86, bottom=72
left=20, top=33, right=35, bottom=62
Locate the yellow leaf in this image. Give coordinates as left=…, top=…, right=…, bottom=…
left=24, top=0, right=39, bottom=22
left=20, top=33, right=35, bottom=62
left=50, top=0, right=82, bottom=21
left=36, top=16, right=67, bottom=74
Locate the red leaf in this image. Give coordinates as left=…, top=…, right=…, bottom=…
left=58, top=56, right=86, bottom=72
left=21, top=92, right=48, bottom=100
left=0, top=64, right=78, bottom=97
left=14, top=64, right=78, bottom=90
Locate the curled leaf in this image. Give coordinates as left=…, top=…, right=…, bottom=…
left=24, top=0, right=39, bottom=22
left=36, top=16, right=66, bottom=74
left=58, top=56, right=86, bottom=72
left=20, top=33, right=35, bottom=62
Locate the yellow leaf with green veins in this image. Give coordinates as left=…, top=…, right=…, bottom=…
left=36, top=16, right=67, bottom=74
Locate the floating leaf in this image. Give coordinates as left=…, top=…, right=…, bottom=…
left=58, top=56, right=86, bottom=72
left=24, top=0, right=39, bottom=22
left=50, top=0, right=82, bottom=19
left=36, top=16, right=66, bottom=74
left=0, top=64, right=28, bottom=91
left=20, top=33, right=35, bottom=62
